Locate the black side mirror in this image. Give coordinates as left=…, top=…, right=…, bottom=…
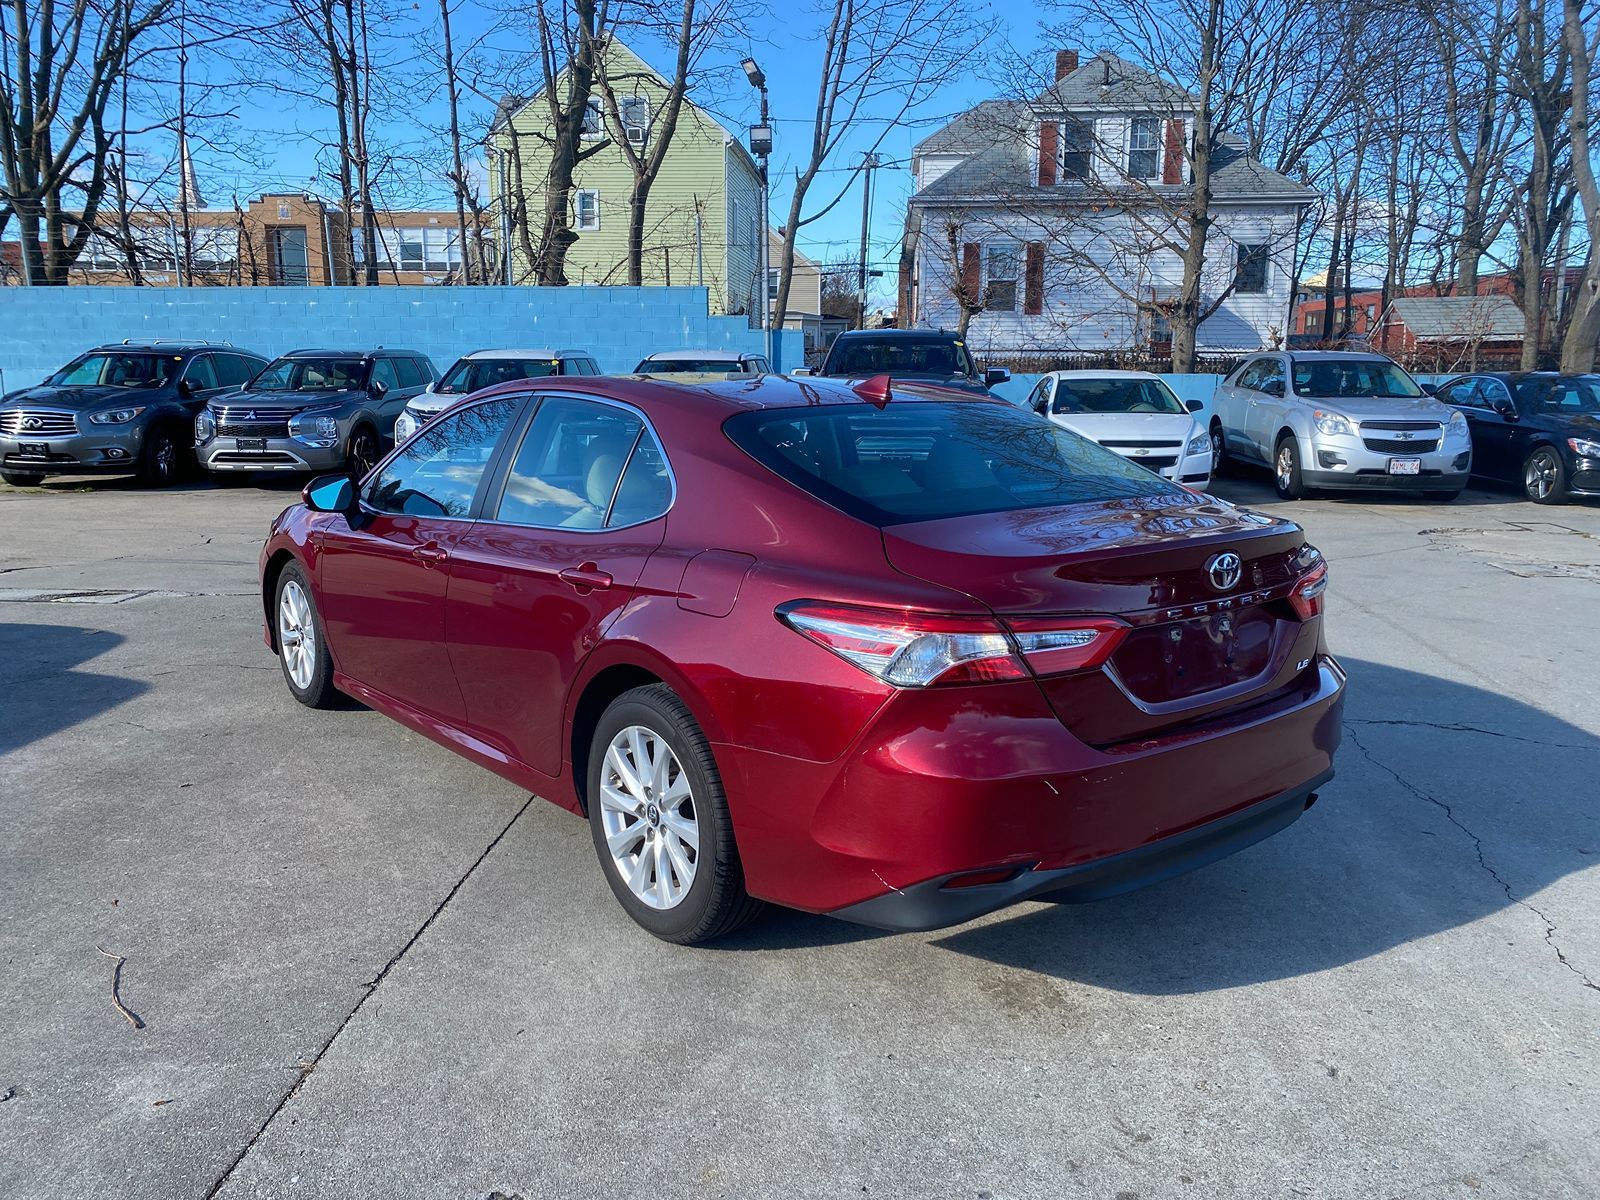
left=177, top=379, right=195, bottom=398
left=984, top=366, right=1011, bottom=387
left=370, top=379, right=388, bottom=399
left=1185, top=398, right=1204, bottom=412
left=303, top=473, right=358, bottom=514
left=1419, top=382, right=1439, bottom=395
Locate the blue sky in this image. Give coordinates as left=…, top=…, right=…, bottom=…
left=178, top=2, right=1050, bottom=308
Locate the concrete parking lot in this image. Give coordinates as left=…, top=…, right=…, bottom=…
left=2, top=467, right=1598, bottom=1200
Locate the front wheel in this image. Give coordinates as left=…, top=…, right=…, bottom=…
left=1209, top=420, right=1227, bottom=474
left=275, top=564, right=340, bottom=708
left=346, top=426, right=380, bottom=480
left=1, top=469, right=43, bottom=487
left=1523, top=447, right=1567, bottom=504
left=1274, top=435, right=1307, bottom=500
left=136, top=426, right=184, bottom=487
left=588, top=684, right=763, bottom=944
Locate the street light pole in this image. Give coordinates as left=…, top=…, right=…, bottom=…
left=856, top=152, right=879, bottom=329
left=742, top=58, right=774, bottom=369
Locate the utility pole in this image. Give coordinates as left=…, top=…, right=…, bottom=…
left=176, top=0, right=193, bottom=287
left=856, top=152, right=879, bottom=329
left=742, top=58, right=774, bottom=367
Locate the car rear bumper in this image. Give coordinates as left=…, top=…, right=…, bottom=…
left=718, top=654, right=1345, bottom=926
left=831, top=769, right=1331, bottom=931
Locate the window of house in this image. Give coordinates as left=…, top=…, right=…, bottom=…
left=396, top=229, right=426, bottom=272
left=1128, top=117, right=1161, bottom=179
left=581, top=98, right=603, bottom=139
left=575, top=190, right=600, bottom=232
left=1234, top=243, right=1269, bottom=294
left=1061, top=118, right=1092, bottom=180
left=84, top=233, right=124, bottom=271
left=985, top=243, right=1019, bottom=311
left=1148, top=307, right=1173, bottom=344
left=191, top=227, right=238, bottom=271
left=620, top=95, right=650, bottom=140
left=768, top=268, right=780, bottom=300
left=135, top=225, right=178, bottom=271
left=422, top=226, right=459, bottom=273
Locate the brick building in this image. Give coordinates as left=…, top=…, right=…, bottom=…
left=1293, top=268, right=1585, bottom=345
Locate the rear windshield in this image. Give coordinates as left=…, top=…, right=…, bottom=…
left=1053, top=377, right=1186, bottom=416
left=1292, top=359, right=1422, bottom=398
left=726, top=401, right=1185, bottom=526
left=824, top=337, right=976, bottom=379
left=438, top=358, right=559, bottom=394
left=635, top=358, right=746, bottom=374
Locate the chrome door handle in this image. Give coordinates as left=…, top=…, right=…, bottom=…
left=559, top=563, right=613, bottom=591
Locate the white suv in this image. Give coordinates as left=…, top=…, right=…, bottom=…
left=394, top=348, right=601, bottom=442
left=1212, top=352, right=1471, bottom=500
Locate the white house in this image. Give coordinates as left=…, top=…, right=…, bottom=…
left=906, top=50, right=1316, bottom=357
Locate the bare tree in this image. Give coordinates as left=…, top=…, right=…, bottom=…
left=1559, top=0, right=1600, bottom=371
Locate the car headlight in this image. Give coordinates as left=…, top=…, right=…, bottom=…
left=1447, top=410, right=1469, bottom=436
left=1312, top=409, right=1352, bottom=437
left=1187, top=431, right=1211, bottom=457
left=195, top=409, right=215, bottom=442
left=394, top=412, right=416, bottom=442
left=1569, top=437, right=1600, bottom=458
left=87, top=406, right=146, bottom=425
left=289, top=409, right=341, bottom=448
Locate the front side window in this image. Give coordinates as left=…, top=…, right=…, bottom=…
left=1441, top=379, right=1487, bottom=409
left=1128, top=117, right=1161, bottom=179
left=494, top=397, right=661, bottom=529
left=252, top=357, right=368, bottom=392
left=575, top=190, right=600, bottom=232
left=365, top=398, right=519, bottom=518
left=728, top=401, right=1185, bottom=526
left=53, top=353, right=180, bottom=388
left=1052, top=377, right=1186, bottom=416
left=183, top=355, right=219, bottom=391
left=370, top=359, right=401, bottom=393
left=438, top=357, right=560, bottom=395
left=1291, top=359, right=1423, bottom=399
left=985, top=244, right=1019, bottom=311
left=1235, top=243, right=1269, bottom=294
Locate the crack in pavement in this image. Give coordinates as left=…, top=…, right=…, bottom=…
left=204, top=793, right=537, bottom=1199
left=1345, top=724, right=1599, bottom=998
left=1346, top=717, right=1600, bottom=753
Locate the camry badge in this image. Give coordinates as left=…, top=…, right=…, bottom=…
left=1206, top=551, right=1243, bottom=592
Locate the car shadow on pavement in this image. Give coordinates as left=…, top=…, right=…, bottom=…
left=0, top=623, right=146, bottom=754
left=927, top=656, right=1598, bottom=993
left=1211, top=469, right=1527, bottom=509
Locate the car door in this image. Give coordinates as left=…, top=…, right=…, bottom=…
left=176, top=354, right=227, bottom=416
left=1216, top=360, right=1261, bottom=458
left=1439, top=377, right=1496, bottom=479
left=367, top=358, right=407, bottom=436
left=315, top=395, right=523, bottom=721
left=1470, top=377, right=1528, bottom=481
left=1245, top=356, right=1288, bottom=456
left=445, top=394, right=673, bottom=775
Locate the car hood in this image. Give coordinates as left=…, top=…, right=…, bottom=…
left=0, top=383, right=157, bottom=412
left=217, top=389, right=362, bottom=412
left=1296, top=393, right=1452, bottom=421
left=1049, top=412, right=1200, bottom=444
left=407, top=392, right=460, bottom=416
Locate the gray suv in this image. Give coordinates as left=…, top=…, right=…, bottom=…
left=0, top=341, right=268, bottom=487
left=196, top=347, right=435, bottom=478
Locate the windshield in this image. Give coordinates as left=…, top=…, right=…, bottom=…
left=438, top=358, right=559, bottom=394
left=52, top=353, right=180, bottom=389
left=1292, top=359, right=1422, bottom=399
left=1515, top=377, right=1600, bottom=415
left=1053, top=378, right=1186, bottom=416
left=727, top=401, right=1184, bottom=526
left=825, top=338, right=976, bottom=379
left=635, top=358, right=745, bottom=374
left=251, top=357, right=368, bottom=392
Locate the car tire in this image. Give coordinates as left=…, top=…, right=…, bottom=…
left=346, top=425, right=380, bottom=481
left=1523, top=446, right=1568, bottom=504
left=587, top=684, right=763, bottom=944
left=1, top=469, right=43, bottom=487
left=1274, top=434, right=1307, bottom=500
left=136, top=425, right=184, bottom=488
left=1428, top=488, right=1466, bottom=504
left=274, top=564, right=340, bottom=709
left=1209, top=420, right=1227, bottom=474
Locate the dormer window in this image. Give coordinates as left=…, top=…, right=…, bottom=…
left=1061, top=119, right=1092, bottom=180
left=1128, top=116, right=1161, bottom=180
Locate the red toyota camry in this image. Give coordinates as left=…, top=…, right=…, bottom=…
left=259, top=372, right=1343, bottom=943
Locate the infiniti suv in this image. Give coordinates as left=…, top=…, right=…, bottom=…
left=0, top=341, right=267, bottom=487
left=197, top=347, right=435, bottom=478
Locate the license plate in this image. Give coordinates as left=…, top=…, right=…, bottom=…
left=1387, top=457, right=1422, bottom=475
left=18, top=442, right=48, bottom=458
left=235, top=437, right=267, bottom=451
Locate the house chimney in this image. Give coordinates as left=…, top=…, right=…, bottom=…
left=1055, top=49, right=1079, bottom=81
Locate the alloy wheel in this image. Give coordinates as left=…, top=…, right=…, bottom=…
left=278, top=580, right=317, bottom=690
left=598, top=725, right=698, bottom=910
left=1525, top=451, right=1558, bottom=501
left=349, top=431, right=378, bottom=479
left=1276, top=445, right=1294, bottom=488
left=154, top=435, right=177, bottom=482
left=1210, top=426, right=1224, bottom=467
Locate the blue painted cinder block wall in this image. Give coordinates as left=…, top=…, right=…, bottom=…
left=0, top=286, right=803, bottom=392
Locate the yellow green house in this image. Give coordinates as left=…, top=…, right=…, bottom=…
left=488, top=39, right=766, bottom=318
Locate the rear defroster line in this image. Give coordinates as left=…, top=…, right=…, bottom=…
left=204, top=793, right=537, bottom=1198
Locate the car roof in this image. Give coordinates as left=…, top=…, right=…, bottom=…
left=639, top=349, right=756, bottom=362
left=832, top=328, right=959, bottom=340
left=91, top=340, right=239, bottom=353
left=460, top=348, right=591, bottom=360
left=474, top=371, right=1001, bottom=414
left=281, top=347, right=425, bottom=359
left=1449, top=370, right=1598, bottom=382
left=1285, top=350, right=1398, bottom=363
left=1047, top=369, right=1164, bottom=381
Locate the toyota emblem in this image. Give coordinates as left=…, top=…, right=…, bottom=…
left=22, top=416, right=41, bottom=430
left=1206, top=551, right=1243, bottom=592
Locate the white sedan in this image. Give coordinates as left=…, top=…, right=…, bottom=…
left=1025, top=370, right=1213, bottom=488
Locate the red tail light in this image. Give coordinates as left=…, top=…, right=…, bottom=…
left=778, top=601, right=1128, bottom=688
left=1289, top=561, right=1328, bottom=620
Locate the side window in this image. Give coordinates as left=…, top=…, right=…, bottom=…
left=493, top=397, right=649, bottom=530
left=1481, top=378, right=1513, bottom=410
left=214, top=355, right=254, bottom=387
left=1027, top=377, right=1049, bottom=411
left=1442, top=379, right=1485, bottom=409
left=370, top=358, right=400, bottom=393
left=1232, top=360, right=1265, bottom=391
left=183, top=355, right=219, bottom=390
left=365, top=398, right=519, bottom=518
left=749, top=357, right=770, bottom=374
left=394, top=357, right=424, bottom=389
left=1257, top=358, right=1285, bottom=393
left=606, top=428, right=673, bottom=527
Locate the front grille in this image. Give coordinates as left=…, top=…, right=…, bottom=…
left=1, top=409, right=78, bottom=436
left=1360, top=420, right=1438, bottom=431
left=215, top=405, right=295, bottom=439
left=1113, top=452, right=1179, bottom=470
left=1363, top=437, right=1440, bottom=453
left=211, top=450, right=299, bottom=463
left=1098, top=439, right=1184, bottom=449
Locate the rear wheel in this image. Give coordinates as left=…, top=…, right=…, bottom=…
left=275, top=564, right=340, bottom=708
left=1209, top=420, right=1227, bottom=474
left=1523, top=446, right=1567, bottom=504
left=587, top=684, right=763, bottom=944
left=1274, top=434, right=1307, bottom=500
left=1, top=469, right=43, bottom=487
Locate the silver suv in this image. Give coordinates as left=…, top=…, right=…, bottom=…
left=1212, top=351, right=1471, bottom=500
left=394, top=348, right=600, bottom=442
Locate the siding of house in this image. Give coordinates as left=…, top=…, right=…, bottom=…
left=723, top=143, right=762, bottom=320
left=773, top=230, right=822, bottom=319
left=489, top=40, right=760, bottom=317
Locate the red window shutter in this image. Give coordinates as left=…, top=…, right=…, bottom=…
left=961, top=242, right=981, bottom=304
left=1024, top=242, right=1045, bottom=315
left=1163, top=119, right=1184, bottom=184
left=1038, top=122, right=1059, bottom=186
